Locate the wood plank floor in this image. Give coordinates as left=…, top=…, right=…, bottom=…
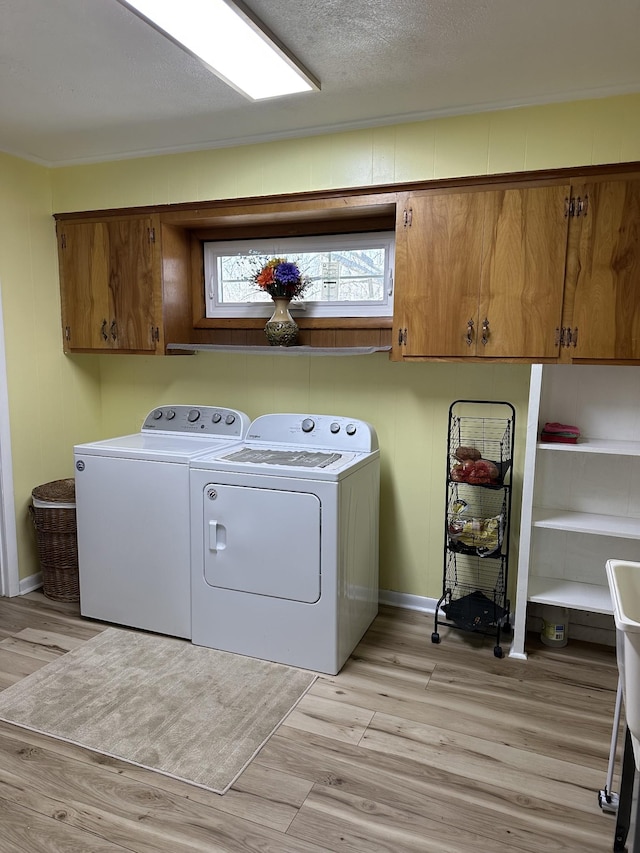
left=0, top=592, right=621, bottom=852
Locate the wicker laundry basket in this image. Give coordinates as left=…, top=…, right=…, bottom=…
left=30, top=478, right=79, bottom=602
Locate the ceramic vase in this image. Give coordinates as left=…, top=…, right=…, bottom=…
left=264, top=297, right=298, bottom=346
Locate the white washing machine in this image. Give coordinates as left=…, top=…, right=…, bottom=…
left=189, top=413, right=380, bottom=674
left=74, top=405, right=250, bottom=638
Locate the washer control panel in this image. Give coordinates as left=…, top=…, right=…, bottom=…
left=142, top=405, right=250, bottom=437
left=246, top=413, right=378, bottom=452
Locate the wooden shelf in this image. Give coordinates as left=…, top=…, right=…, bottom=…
left=527, top=576, right=613, bottom=614
left=166, top=344, right=391, bottom=356
left=532, top=507, right=640, bottom=539
left=538, top=437, right=640, bottom=456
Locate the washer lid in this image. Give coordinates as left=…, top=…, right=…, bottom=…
left=74, top=432, right=246, bottom=463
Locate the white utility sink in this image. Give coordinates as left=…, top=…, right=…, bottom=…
left=606, top=559, right=640, bottom=768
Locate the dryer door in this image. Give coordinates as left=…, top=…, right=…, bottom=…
left=202, top=483, right=321, bottom=603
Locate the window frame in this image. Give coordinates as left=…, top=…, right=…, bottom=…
left=203, top=231, right=395, bottom=319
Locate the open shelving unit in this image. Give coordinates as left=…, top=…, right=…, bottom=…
left=511, top=364, right=640, bottom=658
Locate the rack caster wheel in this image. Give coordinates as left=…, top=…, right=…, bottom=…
left=494, top=645, right=503, bottom=658
left=431, top=632, right=440, bottom=644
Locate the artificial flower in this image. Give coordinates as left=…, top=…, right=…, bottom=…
left=252, top=257, right=308, bottom=299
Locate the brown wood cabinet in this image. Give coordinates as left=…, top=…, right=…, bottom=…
left=54, top=162, right=640, bottom=361
left=562, top=177, right=640, bottom=361
left=56, top=216, right=192, bottom=354
left=392, top=184, right=570, bottom=360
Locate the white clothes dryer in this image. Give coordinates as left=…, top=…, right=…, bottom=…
left=189, top=413, right=380, bottom=674
left=74, top=405, right=249, bottom=638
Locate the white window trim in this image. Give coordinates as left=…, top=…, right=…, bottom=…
left=204, top=232, right=395, bottom=319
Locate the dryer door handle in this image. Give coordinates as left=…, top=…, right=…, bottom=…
left=208, top=520, right=227, bottom=552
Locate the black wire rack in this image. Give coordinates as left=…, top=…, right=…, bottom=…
left=433, top=400, right=515, bottom=658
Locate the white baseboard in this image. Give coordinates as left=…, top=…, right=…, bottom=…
left=6, top=582, right=617, bottom=649
left=379, top=589, right=438, bottom=614
left=18, top=572, right=42, bottom=596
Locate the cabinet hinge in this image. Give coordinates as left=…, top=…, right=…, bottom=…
left=559, top=327, right=578, bottom=347
left=398, top=328, right=407, bottom=346
left=151, top=326, right=160, bottom=343
left=148, top=227, right=156, bottom=243
left=64, top=326, right=71, bottom=341
left=575, top=195, right=588, bottom=217
left=403, top=208, right=413, bottom=228
left=564, top=195, right=589, bottom=218
left=60, top=233, right=67, bottom=249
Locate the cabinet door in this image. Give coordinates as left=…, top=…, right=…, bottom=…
left=394, top=191, right=484, bottom=357
left=479, top=185, right=569, bottom=358
left=394, top=185, right=569, bottom=359
left=571, top=179, right=640, bottom=360
left=58, top=221, right=113, bottom=350
left=107, top=218, right=158, bottom=352
left=58, top=217, right=159, bottom=353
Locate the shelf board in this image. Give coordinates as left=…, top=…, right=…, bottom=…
left=527, top=576, right=613, bottom=614
left=166, top=344, right=391, bottom=356
left=538, top=437, right=640, bottom=456
left=532, top=507, right=640, bottom=539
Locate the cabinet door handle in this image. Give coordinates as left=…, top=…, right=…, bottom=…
left=481, top=318, right=490, bottom=346
left=101, top=319, right=108, bottom=341
left=465, top=319, right=474, bottom=346
left=110, top=320, right=117, bottom=341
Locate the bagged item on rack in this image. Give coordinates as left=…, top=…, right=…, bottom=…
left=450, top=457, right=500, bottom=484
left=454, top=445, right=482, bottom=461
left=447, top=500, right=502, bottom=556
left=540, top=422, right=580, bottom=444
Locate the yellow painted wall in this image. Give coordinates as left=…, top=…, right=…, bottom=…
left=0, top=152, right=101, bottom=583
left=3, top=93, right=640, bottom=595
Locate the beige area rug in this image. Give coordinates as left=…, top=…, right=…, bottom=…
left=0, top=627, right=316, bottom=794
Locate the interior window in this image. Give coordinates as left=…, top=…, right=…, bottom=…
left=204, top=232, right=394, bottom=318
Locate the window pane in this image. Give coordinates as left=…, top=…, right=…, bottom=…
left=204, top=232, right=394, bottom=319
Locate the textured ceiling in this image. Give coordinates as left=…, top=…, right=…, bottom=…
left=1, top=0, right=640, bottom=166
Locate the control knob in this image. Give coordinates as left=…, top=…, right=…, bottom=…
left=212, top=412, right=222, bottom=423
left=187, top=409, right=200, bottom=423
left=346, top=423, right=357, bottom=436
left=301, top=418, right=315, bottom=433
left=152, top=409, right=163, bottom=420
left=330, top=422, right=340, bottom=434
left=165, top=409, right=176, bottom=420
left=225, top=414, right=236, bottom=425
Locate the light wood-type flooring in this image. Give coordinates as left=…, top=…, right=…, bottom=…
left=0, top=592, right=622, bottom=852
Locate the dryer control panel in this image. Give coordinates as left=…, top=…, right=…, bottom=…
left=141, top=405, right=250, bottom=438
left=246, top=413, right=378, bottom=452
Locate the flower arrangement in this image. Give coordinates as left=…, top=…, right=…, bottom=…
left=253, top=257, right=308, bottom=300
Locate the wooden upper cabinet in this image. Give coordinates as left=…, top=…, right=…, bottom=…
left=567, top=178, right=640, bottom=360
left=58, top=217, right=160, bottom=353
left=479, top=185, right=569, bottom=357
left=393, top=184, right=570, bottom=359
left=393, top=191, right=484, bottom=357
left=58, top=221, right=112, bottom=350
left=53, top=164, right=640, bottom=360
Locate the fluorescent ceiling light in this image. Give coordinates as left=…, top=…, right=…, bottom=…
left=117, top=0, right=319, bottom=100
